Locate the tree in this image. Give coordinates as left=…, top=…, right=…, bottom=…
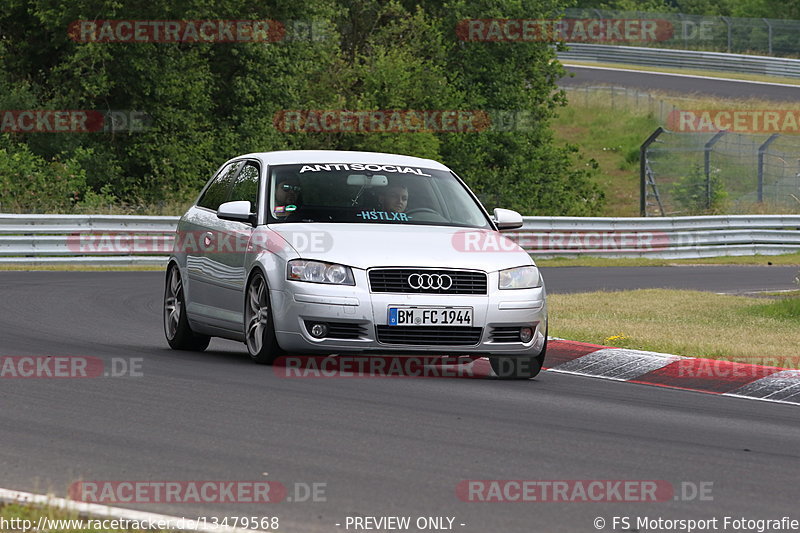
left=0, top=0, right=604, bottom=215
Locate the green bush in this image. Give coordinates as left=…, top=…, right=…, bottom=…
left=0, top=138, right=96, bottom=212
left=671, top=163, right=728, bottom=214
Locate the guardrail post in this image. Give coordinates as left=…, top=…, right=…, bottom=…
left=757, top=133, right=780, bottom=203
left=704, top=131, right=727, bottom=210
left=763, top=18, right=773, bottom=55
left=640, top=127, right=664, bottom=216
left=721, top=17, right=732, bottom=53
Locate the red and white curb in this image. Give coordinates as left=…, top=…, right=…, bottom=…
left=0, top=487, right=264, bottom=533
left=544, top=339, right=800, bottom=405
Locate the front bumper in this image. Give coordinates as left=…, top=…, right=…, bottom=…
left=270, top=269, right=547, bottom=355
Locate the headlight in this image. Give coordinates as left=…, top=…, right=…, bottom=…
left=498, top=266, right=541, bottom=290
left=287, top=259, right=355, bottom=285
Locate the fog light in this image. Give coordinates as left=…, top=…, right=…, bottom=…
left=310, top=323, right=328, bottom=338
left=519, top=327, right=534, bottom=343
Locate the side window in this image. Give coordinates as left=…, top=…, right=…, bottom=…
left=197, top=161, right=241, bottom=211
left=228, top=162, right=260, bottom=211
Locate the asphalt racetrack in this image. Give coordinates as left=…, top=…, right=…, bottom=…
left=542, top=265, right=799, bottom=294
left=560, top=65, right=800, bottom=101
left=1, top=269, right=798, bottom=532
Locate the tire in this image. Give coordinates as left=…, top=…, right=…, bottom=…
left=489, top=327, right=547, bottom=380
left=244, top=271, right=284, bottom=364
left=164, top=265, right=211, bottom=351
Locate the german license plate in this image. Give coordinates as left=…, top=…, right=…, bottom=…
left=388, top=306, right=473, bottom=326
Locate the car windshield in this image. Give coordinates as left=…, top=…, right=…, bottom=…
left=267, top=163, right=491, bottom=228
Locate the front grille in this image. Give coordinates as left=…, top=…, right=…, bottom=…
left=304, top=321, right=367, bottom=340
left=376, top=326, right=483, bottom=346
left=490, top=326, right=522, bottom=343
left=368, top=269, right=487, bottom=295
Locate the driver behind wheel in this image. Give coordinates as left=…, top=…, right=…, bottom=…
left=378, top=182, right=408, bottom=213
left=273, top=175, right=303, bottom=217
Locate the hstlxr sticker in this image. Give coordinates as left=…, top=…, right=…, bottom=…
left=357, top=210, right=410, bottom=221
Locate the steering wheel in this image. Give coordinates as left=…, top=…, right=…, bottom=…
left=405, top=207, right=440, bottom=216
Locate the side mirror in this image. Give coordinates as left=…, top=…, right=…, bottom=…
left=217, top=200, right=255, bottom=224
left=493, top=208, right=523, bottom=230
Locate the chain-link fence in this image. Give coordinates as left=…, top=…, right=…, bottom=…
left=562, top=85, right=681, bottom=123
left=559, top=86, right=800, bottom=215
left=562, top=8, right=800, bottom=57
left=642, top=129, right=800, bottom=216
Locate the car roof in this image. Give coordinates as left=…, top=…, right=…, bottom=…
left=236, top=150, right=451, bottom=171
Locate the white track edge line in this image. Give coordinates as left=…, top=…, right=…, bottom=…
left=545, top=368, right=631, bottom=382
left=721, top=392, right=800, bottom=407
left=546, top=365, right=800, bottom=406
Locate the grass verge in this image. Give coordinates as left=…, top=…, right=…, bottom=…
left=535, top=252, right=800, bottom=267
left=549, top=288, right=800, bottom=365
left=554, top=102, right=659, bottom=216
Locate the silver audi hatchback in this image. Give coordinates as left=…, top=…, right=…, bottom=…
left=163, top=150, right=547, bottom=378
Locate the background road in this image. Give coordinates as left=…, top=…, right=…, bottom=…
left=560, top=65, right=800, bottom=101
left=541, top=265, right=799, bottom=294
left=1, top=270, right=798, bottom=532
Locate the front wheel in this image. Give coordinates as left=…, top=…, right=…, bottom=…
left=163, top=265, right=211, bottom=351
left=489, top=329, right=547, bottom=380
left=244, top=272, right=284, bottom=364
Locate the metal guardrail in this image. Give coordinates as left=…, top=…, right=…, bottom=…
left=1, top=214, right=799, bottom=262
left=0, top=214, right=180, bottom=234
left=561, top=8, right=800, bottom=57
left=0, top=214, right=178, bottom=266
left=557, top=43, right=800, bottom=79
left=512, top=215, right=800, bottom=258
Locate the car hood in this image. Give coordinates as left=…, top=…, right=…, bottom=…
left=269, top=223, right=533, bottom=272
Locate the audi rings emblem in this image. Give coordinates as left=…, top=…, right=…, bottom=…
left=408, top=273, right=453, bottom=290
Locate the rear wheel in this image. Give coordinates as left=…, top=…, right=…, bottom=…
left=489, top=327, right=547, bottom=380
left=163, top=265, right=211, bottom=351
left=244, top=272, right=284, bottom=364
